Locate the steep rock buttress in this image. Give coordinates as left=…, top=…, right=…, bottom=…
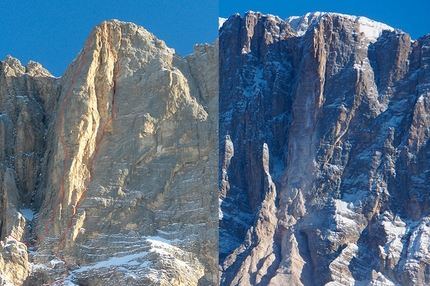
left=220, top=12, right=430, bottom=286
left=0, top=20, right=218, bottom=286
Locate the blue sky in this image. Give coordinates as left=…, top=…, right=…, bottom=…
left=220, top=0, right=430, bottom=41
left=2, top=1, right=429, bottom=77
left=0, top=0, right=217, bottom=76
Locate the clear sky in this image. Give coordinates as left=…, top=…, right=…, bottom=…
left=1, top=0, right=218, bottom=77
left=2, top=1, right=429, bottom=77
left=220, top=0, right=430, bottom=41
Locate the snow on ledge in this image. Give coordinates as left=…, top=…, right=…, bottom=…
left=73, top=252, right=146, bottom=273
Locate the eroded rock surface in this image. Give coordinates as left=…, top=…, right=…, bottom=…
left=0, top=20, right=217, bottom=285
left=220, top=12, right=430, bottom=285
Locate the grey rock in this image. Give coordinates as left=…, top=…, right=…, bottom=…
left=0, top=20, right=217, bottom=285
left=220, top=11, right=430, bottom=285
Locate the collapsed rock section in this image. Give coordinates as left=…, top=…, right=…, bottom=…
left=220, top=12, right=430, bottom=285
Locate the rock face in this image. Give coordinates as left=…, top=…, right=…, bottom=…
left=0, top=20, right=218, bottom=285
left=220, top=12, right=430, bottom=285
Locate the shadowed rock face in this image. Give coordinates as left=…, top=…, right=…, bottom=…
left=0, top=20, right=218, bottom=286
left=0, top=56, right=57, bottom=286
left=220, top=11, right=430, bottom=285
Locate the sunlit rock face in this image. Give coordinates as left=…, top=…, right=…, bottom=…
left=220, top=11, right=430, bottom=286
left=0, top=20, right=218, bottom=286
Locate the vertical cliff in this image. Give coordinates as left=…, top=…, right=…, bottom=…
left=0, top=20, right=218, bottom=286
left=0, top=55, right=58, bottom=286
left=220, top=12, right=430, bottom=285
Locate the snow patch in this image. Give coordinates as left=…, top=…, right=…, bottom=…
left=286, top=12, right=328, bottom=36
left=73, top=252, right=147, bottom=273
left=331, top=199, right=366, bottom=241
left=19, top=208, right=34, bottom=221
left=368, top=271, right=396, bottom=285
left=146, top=235, right=182, bottom=245
left=219, top=198, right=224, bottom=219
left=357, top=16, right=394, bottom=43
left=286, top=12, right=394, bottom=42
left=219, top=17, right=227, bottom=29
left=379, top=212, right=407, bottom=263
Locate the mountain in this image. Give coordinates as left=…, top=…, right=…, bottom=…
left=0, top=20, right=218, bottom=285
left=219, top=11, right=430, bottom=285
